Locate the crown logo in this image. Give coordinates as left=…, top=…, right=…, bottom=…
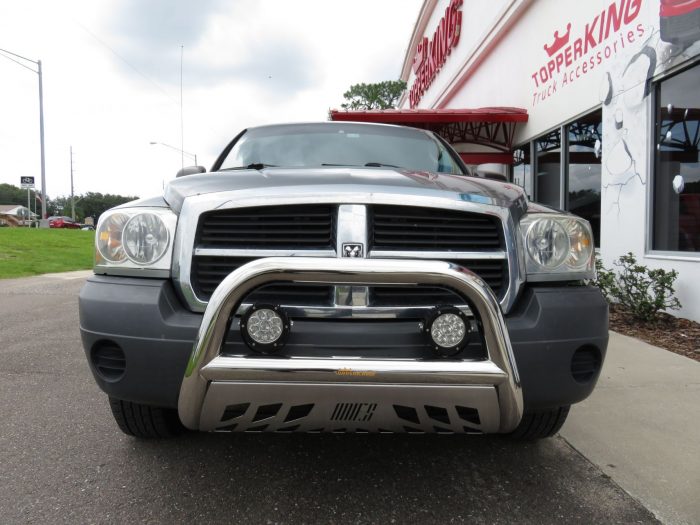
left=543, top=23, right=571, bottom=57
left=413, top=37, right=429, bottom=73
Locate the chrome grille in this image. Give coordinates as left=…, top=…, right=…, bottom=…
left=369, top=205, right=503, bottom=251
left=184, top=201, right=512, bottom=314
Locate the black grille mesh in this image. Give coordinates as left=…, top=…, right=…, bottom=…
left=197, top=204, right=336, bottom=249
left=191, top=256, right=333, bottom=304
left=369, top=205, right=503, bottom=251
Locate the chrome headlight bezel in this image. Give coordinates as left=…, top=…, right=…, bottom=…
left=94, top=207, right=178, bottom=276
left=520, top=213, right=595, bottom=281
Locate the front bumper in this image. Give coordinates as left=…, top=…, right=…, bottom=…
left=79, top=262, right=608, bottom=433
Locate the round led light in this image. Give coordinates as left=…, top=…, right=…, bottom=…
left=122, top=213, right=170, bottom=265
left=425, top=307, right=470, bottom=357
left=240, top=305, right=290, bottom=353
left=526, top=218, right=570, bottom=269
left=432, top=313, right=467, bottom=347
left=247, top=308, right=283, bottom=344
left=96, top=212, right=129, bottom=263
left=565, top=219, right=594, bottom=269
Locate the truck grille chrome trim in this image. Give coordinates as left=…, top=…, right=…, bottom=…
left=178, top=257, right=523, bottom=433
left=172, top=191, right=525, bottom=314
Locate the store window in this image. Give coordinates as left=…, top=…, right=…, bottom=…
left=535, top=129, right=561, bottom=208
left=567, top=110, right=602, bottom=247
left=512, top=145, right=532, bottom=199
left=653, top=63, right=700, bottom=253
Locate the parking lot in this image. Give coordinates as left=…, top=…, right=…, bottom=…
left=0, top=273, right=658, bottom=524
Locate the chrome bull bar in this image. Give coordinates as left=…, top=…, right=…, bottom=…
left=178, top=257, right=523, bottom=433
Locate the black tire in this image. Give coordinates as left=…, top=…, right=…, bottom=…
left=509, top=406, right=570, bottom=440
left=108, top=398, right=185, bottom=439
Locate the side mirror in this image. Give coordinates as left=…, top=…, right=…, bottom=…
left=176, top=166, right=207, bottom=178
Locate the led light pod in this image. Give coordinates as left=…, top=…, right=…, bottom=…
left=240, top=304, right=290, bottom=354
left=424, top=306, right=471, bottom=357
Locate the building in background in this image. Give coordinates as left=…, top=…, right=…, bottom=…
left=0, top=204, right=37, bottom=226
left=335, top=0, right=700, bottom=321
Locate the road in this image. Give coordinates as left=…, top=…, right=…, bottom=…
left=0, top=272, right=658, bottom=524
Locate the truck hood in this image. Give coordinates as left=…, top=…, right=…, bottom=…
left=162, top=167, right=529, bottom=215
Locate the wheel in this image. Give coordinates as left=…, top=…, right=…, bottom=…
left=509, top=406, right=570, bottom=440
left=108, top=398, right=185, bottom=438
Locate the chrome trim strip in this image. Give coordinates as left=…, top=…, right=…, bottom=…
left=178, top=257, right=523, bottom=433
left=335, top=204, right=369, bottom=306
left=201, top=357, right=507, bottom=384
left=194, top=248, right=336, bottom=257
left=172, top=189, right=524, bottom=314
left=369, top=250, right=507, bottom=260
left=235, top=303, right=473, bottom=319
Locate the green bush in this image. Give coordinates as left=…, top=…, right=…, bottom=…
left=594, top=252, right=681, bottom=322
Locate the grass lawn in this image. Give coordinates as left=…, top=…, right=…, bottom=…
left=0, top=228, right=95, bottom=278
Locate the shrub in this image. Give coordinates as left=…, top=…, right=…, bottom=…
left=594, top=253, right=681, bottom=322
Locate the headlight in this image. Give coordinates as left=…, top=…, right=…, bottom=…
left=520, top=213, right=594, bottom=280
left=95, top=208, right=177, bottom=275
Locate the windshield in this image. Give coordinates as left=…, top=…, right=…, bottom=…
left=218, top=123, right=464, bottom=174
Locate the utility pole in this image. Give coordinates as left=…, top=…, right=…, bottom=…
left=38, top=60, right=46, bottom=219
left=70, top=146, right=75, bottom=221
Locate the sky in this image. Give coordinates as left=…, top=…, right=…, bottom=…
left=0, top=0, right=421, bottom=201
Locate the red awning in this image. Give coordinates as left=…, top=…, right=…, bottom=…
left=329, top=108, right=528, bottom=164
left=329, top=107, right=528, bottom=125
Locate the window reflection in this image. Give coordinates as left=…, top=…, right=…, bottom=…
left=513, top=146, right=532, bottom=199
left=535, top=129, right=561, bottom=208
left=653, top=64, right=700, bottom=252
left=567, top=110, right=602, bottom=247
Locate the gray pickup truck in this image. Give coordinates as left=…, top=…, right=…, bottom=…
left=79, top=122, right=608, bottom=440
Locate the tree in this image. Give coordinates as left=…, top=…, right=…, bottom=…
left=340, top=80, right=407, bottom=110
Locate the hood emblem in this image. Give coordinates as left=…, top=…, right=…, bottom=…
left=342, top=243, right=363, bottom=258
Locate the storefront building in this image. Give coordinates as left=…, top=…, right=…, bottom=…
left=394, top=0, right=700, bottom=321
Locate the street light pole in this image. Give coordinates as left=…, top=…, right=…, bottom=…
left=0, top=48, right=47, bottom=219
left=38, top=59, right=46, bottom=219
left=149, top=141, right=198, bottom=166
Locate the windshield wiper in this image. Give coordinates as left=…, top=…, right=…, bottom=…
left=364, top=162, right=402, bottom=168
left=320, top=162, right=404, bottom=169
left=221, top=163, right=277, bottom=171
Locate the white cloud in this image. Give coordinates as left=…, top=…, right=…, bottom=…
left=0, top=0, right=420, bottom=202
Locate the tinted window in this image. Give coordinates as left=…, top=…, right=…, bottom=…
left=653, top=64, right=700, bottom=252
left=219, top=123, right=464, bottom=175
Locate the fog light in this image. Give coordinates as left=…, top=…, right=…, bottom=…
left=240, top=304, right=290, bottom=353
left=424, top=306, right=470, bottom=357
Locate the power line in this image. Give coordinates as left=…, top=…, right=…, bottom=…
left=73, top=20, right=180, bottom=107
left=0, top=49, right=37, bottom=73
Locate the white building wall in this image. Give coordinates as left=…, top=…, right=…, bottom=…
left=400, top=0, right=700, bottom=321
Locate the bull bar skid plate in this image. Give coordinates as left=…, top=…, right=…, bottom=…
left=178, top=257, right=524, bottom=433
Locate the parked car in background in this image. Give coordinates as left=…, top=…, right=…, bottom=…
left=48, top=216, right=81, bottom=229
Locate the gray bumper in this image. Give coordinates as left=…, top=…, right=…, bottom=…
left=79, top=270, right=608, bottom=429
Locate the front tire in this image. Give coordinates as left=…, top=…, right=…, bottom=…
left=509, top=406, right=570, bottom=440
left=108, top=398, right=185, bottom=438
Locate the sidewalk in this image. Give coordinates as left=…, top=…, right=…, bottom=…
left=561, top=331, right=700, bottom=525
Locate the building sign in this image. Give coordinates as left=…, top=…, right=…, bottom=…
left=409, top=0, right=463, bottom=108
left=530, top=0, right=644, bottom=107
left=20, top=176, right=35, bottom=189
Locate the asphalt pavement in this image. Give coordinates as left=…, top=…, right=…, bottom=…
left=0, top=272, right=659, bottom=524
